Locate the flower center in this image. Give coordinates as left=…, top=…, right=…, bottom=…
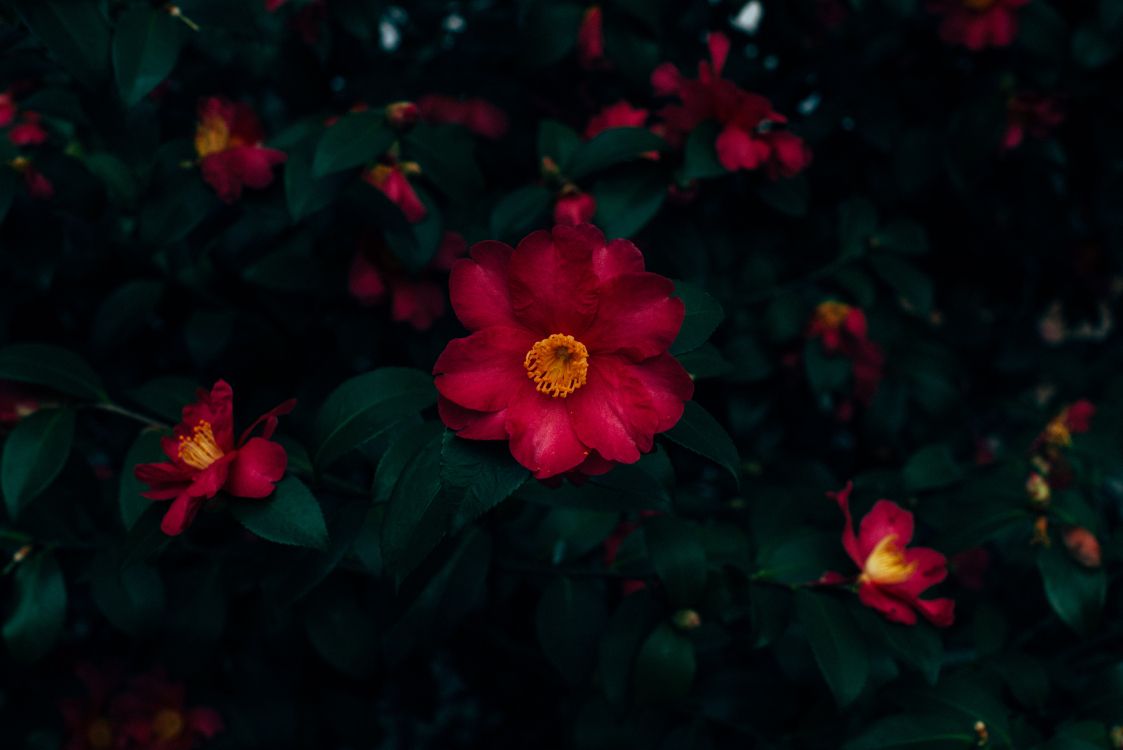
left=87, top=718, right=113, bottom=750
left=813, top=301, right=851, bottom=330
left=195, top=114, right=231, bottom=158
left=860, top=534, right=917, bottom=585
left=1043, top=415, right=1072, bottom=447
left=152, top=708, right=185, bottom=742
left=962, top=0, right=995, bottom=10
left=178, top=420, right=225, bottom=470
left=524, top=334, right=589, bottom=398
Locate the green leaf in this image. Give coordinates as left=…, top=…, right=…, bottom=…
left=112, top=5, right=182, bottom=107
left=682, top=122, right=726, bottom=181
left=1072, top=25, right=1117, bottom=68
left=118, top=428, right=168, bottom=530
left=304, top=580, right=380, bottom=678
left=804, top=339, right=852, bottom=395
left=663, top=402, right=740, bottom=483
left=535, top=576, right=608, bottom=685
left=870, top=613, right=943, bottom=685
left=677, top=343, right=734, bottom=380
left=644, top=516, right=707, bottom=608
left=873, top=220, right=929, bottom=255
left=671, top=280, right=724, bottom=355
left=795, top=590, right=869, bottom=706
left=599, top=591, right=661, bottom=703
left=0, top=168, right=15, bottom=224
left=92, top=280, right=163, bottom=350
left=85, top=152, right=139, bottom=207
left=314, top=368, right=436, bottom=469
left=871, top=255, right=933, bottom=316
left=380, top=423, right=447, bottom=581
left=139, top=174, right=215, bottom=245
left=903, top=444, right=962, bottom=492
left=11, top=0, right=110, bottom=89
left=539, top=119, right=582, bottom=169
left=632, top=622, right=696, bottom=704
left=3, top=552, right=66, bottom=662
left=440, top=431, right=528, bottom=529
left=90, top=556, right=165, bottom=636
left=754, top=175, right=809, bottom=217
left=2, top=408, right=75, bottom=518
left=839, top=197, right=877, bottom=258
left=592, top=169, right=666, bottom=239
left=490, top=185, right=552, bottom=242
left=285, top=142, right=345, bottom=221
left=1037, top=543, right=1105, bottom=635
left=842, top=714, right=973, bottom=750
left=231, top=477, right=330, bottom=550
left=520, top=2, right=584, bottom=67
left=312, top=110, right=393, bottom=177
left=403, top=124, right=484, bottom=201
left=127, top=376, right=197, bottom=424
left=0, top=343, right=107, bottom=401
left=568, top=128, right=667, bottom=180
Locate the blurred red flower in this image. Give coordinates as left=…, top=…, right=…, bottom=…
left=434, top=225, right=693, bottom=478
left=806, top=301, right=884, bottom=404
left=363, top=162, right=427, bottom=223
left=194, top=97, right=286, bottom=203
left=577, top=6, right=605, bottom=70
left=417, top=94, right=509, bottom=140
left=134, top=380, right=295, bottom=536
left=1002, top=94, right=1063, bottom=151
left=8, top=110, right=47, bottom=146
left=584, top=100, right=650, bottom=140
left=0, top=380, right=41, bottom=427
left=929, top=0, right=1029, bottom=50
left=553, top=188, right=596, bottom=226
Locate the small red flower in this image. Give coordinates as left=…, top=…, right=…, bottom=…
left=554, top=188, right=596, bottom=226
left=1002, top=94, right=1063, bottom=151
left=0, top=90, right=14, bottom=127
left=0, top=380, right=41, bottom=426
left=194, top=97, right=286, bottom=203
left=134, top=380, right=295, bottom=536
left=806, top=301, right=884, bottom=404
left=584, top=100, right=650, bottom=140
left=577, top=6, right=606, bottom=70
left=651, top=33, right=810, bottom=179
left=113, top=670, right=223, bottom=750
left=1037, top=399, right=1095, bottom=449
left=363, top=163, right=427, bottom=223
left=8, top=110, right=47, bottom=146
left=929, top=0, right=1029, bottom=50
left=10, top=156, right=53, bottom=199
left=386, top=100, right=421, bottom=129
left=434, top=225, right=694, bottom=479
left=417, top=94, right=509, bottom=140
left=349, top=231, right=468, bottom=331
left=829, top=482, right=955, bottom=627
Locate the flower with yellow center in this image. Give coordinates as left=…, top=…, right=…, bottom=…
left=524, top=334, right=589, bottom=398
left=860, top=534, right=918, bottom=585
left=152, top=708, right=186, bottom=742
left=195, top=113, right=233, bottom=158
left=86, top=718, right=113, bottom=750
left=177, top=420, right=225, bottom=470
left=812, top=300, right=851, bottom=330
left=1042, top=414, right=1072, bottom=447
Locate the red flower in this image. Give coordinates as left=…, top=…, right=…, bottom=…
left=1037, top=399, right=1095, bottom=449
left=386, top=100, right=421, bottom=130
left=9, top=111, right=47, bottom=146
left=417, top=95, right=509, bottom=140
left=577, top=6, right=606, bottom=70
left=554, top=189, right=596, bottom=226
left=651, top=33, right=810, bottom=178
left=0, top=380, right=41, bottom=427
left=134, top=381, right=295, bottom=536
left=806, top=301, right=884, bottom=404
left=61, top=663, right=121, bottom=750
left=584, top=100, right=650, bottom=140
left=264, top=0, right=285, bottom=10
left=10, top=156, right=53, bottom=199
left=0, top=91, right=14, bottom=127
left=929, top=0, right=1029, bottom=51
left=1002, top=94, right=1063, bottom=151
left=194, top=97, right=286, bottom=203
left=434, top=225, right=694, bottom=479
left=349, top=231, right=467, bottom=331
left=363, top=163, right=427, bottom=223
left=113, top=670, right=223, bottom=750
left=829, top=483, right=955, bottom=627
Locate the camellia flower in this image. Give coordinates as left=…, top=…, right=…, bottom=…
left=577, top=5, right=605, bottom=70
left=806, top=301, right=885, bottom=404
left=928, top=0, right=1029, bottom=51
left=651, top=32, right=811, bottom=178
left=434, top=224, right=694, bottom=478
left=134, top=380, right=295, bottom=536
left=1002, top=94, right=1063, bottom=151
left=350, top=231, right=468, bottom=330
left=363, top=162, right=427, bottom=223
left=113, top=670, right=223, bottom=750
left=8, top=110, right=46, bottom=146
left=0, top=90, right=14, bottom=126
left=554, top=187, right=596, bottom=226
left=828, top=482, right=955, bottom=627
left=1062, top=526, right=1101, bottom=569
left=194, top=97, right=287, bottom=203
left=385, top=100, right=421, bottom=130
left=584, top=100, right=650, bottom=140
left=0, top=379, right=41, bottom=427
left=417, top=94, right=509, bottom=140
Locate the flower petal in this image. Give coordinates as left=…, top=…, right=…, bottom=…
left=858, top=581, right=917, bottom=625
left=433, top=326, right=538, bottom=412
left=507, top=227, right=599, bottom=336
left=225, top=437, right=287, bottom=498
left=885, top=546, right=949, bottom=599
left=504, top=387, right=589, bottom=478
left=568, top=355, right=660, bottom=464
left=449, top=241, right=517, bottom=330
left=583, top=272, right=683, bottom=360
left=627, top=352, right=694, bottom=432
left=913, top=596, right=955, bottom=628
left=592, top=238, right=646, bottom=284
left=182, top=380, right=236, bottom=452
left=828, top=482, right=864, bottom=568
left=161, top=493, right=207, bottom=536
left=438, top=396, right=509, bottom=440
left=857, top=499, right=914, bottom=560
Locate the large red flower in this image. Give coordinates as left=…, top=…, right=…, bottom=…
left=194, top=97, right=286, bottom=203
left=651, top=33, right=811, bottom=178
left=434, top=225, right=694, bottom=479
left=134, top=381, right=295, bottom=536
left=929, top=0, right=1029, bottom=50
left=829, top=483, right=955, bottom=627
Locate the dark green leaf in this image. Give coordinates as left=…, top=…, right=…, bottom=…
left=139, top=174, right=215, bottom=244
left=682, top=122, right=726, bottom=181
left=842, top=714, right=973, bottom=750
left=231, top=476, right=330, bottom=550
left=632, top=622, right=696, bottom=704
left=644, top=516, right=707, bottom=607
left=440, top=431, right=528, bottom=529
left=312, top=110, right=393, bottom=176
left=839, top=197, right=877, bottom=258
left=520, top=2, right=584, bottom=67
left=873, top=220, right=929, bottom=255
left=90, top=556, right=165, bottom=636
left=3, top=552, right=66, bottom=662
left=804, top=339, right=852, bottom=395
left=11, top=0, right=110, bottom=89
left=285, top=142, right=345, bottom=221
left=871, top=255, right=933, bottom=316
left=92, top=280, right=162, bottom=350
left=592, top=169, right=666, bottom=239
left=490, top=184, right=552, bottom=242
left=112, top=5, right=182, bottom=107
left=795, top=590, right=869, bottom=706
left=754, top=175, right=809, bottom=217
left=0, top=168, right=14, bottom=224
left=0, top=344, right=106, bottom=401
left=126, top=377, right=196, bottom=424
left=568, top=128, right=667, bottom=180
left=304, top=581, right=380, bottom=678
left=1037, top=543, right=1105, bottom=635
left=663, top=402, right=740, bottom=483
left=599, top=591, right=661, bottom=703
left=539, top=119, right=582, bottom=169
left=403, top=124, right=484, bottom=201
left=118, top=428, right=168, bottom=530
left=903, top=444, right=962, bottom=492
left=2, top=408, right=75, bottom=518
left=671, top=280, right=724, bottom=355
left=380, top=423, right=447, bottom=581
left=536, top=576, right=608, bottom=685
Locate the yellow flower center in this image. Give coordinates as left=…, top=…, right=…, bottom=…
left=152, top=708, right=185, bottom=742
left=178, top=420, right=225, bottom=470
left=1025, top=472, right=1051, bottom=505
left=813, top=301, right=851, bottom=330
left=1043, top=415, right=1072, bottom=447
left=962, top=0, right=995, bottom=9
left=87, top=718, right=113, bottom=750
left=860, top=534, right=917, bottom=585
left=195, top=113, right=231, bottom=158
left=524, top=334, right=589, bottom=398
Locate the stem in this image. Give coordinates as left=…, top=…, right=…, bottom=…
left=88, top=402, right=170, bottom=430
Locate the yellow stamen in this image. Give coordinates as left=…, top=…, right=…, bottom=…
left=1025, top=472, right=1051, bottom=506
left=813, top=301, right=851, bottom=330
left=177, top=420, right=224, bottom=470
left=1031, top=515, right=1050, bottom=547
left=194, top=113, right=230, bottom=158
left=860, top=534, right=917, bottom=585
left=366, top=164, right=392, bottom=187
left=524, top=334, right=589, bottom=398
left=87, top=718, right=113, bottom=750
left=151, top=709, right=185, bottom=742
left=1042, top=414, right=1072, bottom=447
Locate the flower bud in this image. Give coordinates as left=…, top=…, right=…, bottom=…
left=974, top=720, right=988, bottom=746
left=1025, top=472, right=1050, bottom=506
left=1031, top=515, right=1050, bottom=547
left=385, top=101, right=420, bottom=129
left=1062, top=526, right=1101, bottom=568
left=672, top=609, right=702, bottom=631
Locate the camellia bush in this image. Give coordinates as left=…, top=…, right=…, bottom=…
left=1, top=0, right=1123, bottom=747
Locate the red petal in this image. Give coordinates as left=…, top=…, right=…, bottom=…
left=828, top=481, right=863, bottom=567
left=857, top=500, right=915, bottom=560
left=886, top=546, right=949, bottom=599
left=390, top=278, right=445, bottom=331
left=225, top=438, right=287, bottom=498
left=582, top=272, right=683, bottom=360
left=569, top=355, right=660, bottom=464
left=507, top=227, right=599, bottom=336
left=238, top=398, right=296, bottom=444
left=432, top=231, right=468, bottom=271
left=592, top=238, right=646, bottom=284
left=715, top=125, right=771, bottom=171
left=651, top=63, right=684, bottom=97
left=858, top=581, right=917, bottom=625
left=437, top=396, right=509, bottom=440
left=135, top=461, right=192, bottom=499
left=348, top=251, right=387, bottom=305
left=433, top=326, right=538, bottom=411
left=913, top=597, right=955, bottom=627
left=449, top=240, right=517, bottom=330
left=625, top=352, right=693, bottom=432
left=504, top=387, right=590, bottom=478
left=187, top=707, right=225, bottom=738
left=707, top=32, right=731, bottom=76
left=160, top=493, right=207, bottom=536
left=181, top=380, right=236, bottom=452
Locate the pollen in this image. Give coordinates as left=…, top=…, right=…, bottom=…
left=151, top=708, right=185, bottom=742
left=860, top=534, right=917, bottom=585
left=812, top=300, right=851, bottom=330
left=1042, top=415, right=1072, bottom=447
left=177, top=420, right=224, bottom=470
left=195, top=114, right=231, bottom=158
left=524, top=334, right=590, bottom=398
